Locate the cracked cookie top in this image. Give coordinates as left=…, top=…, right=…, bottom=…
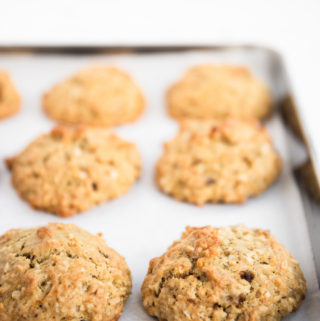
left=167, top=64, right=272, bottom=120
left=6, top=125, right=141, bottom=217
left=156, top=118, right=282, bottom=205
left=0, top=223, right=132, bottom=321
left=0, top=71, right=20, bottom=119
left=141, top=225, right=306, bottom=321
left=43, top=66, right=145, bottom=126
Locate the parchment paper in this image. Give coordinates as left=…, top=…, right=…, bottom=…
left=0, top=48, right=318, bottom=320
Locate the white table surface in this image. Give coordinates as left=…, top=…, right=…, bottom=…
left=0, top=0, right=319, bottom=167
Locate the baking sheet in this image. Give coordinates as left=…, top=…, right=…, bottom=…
left=0, top=48, right=319, bottom=320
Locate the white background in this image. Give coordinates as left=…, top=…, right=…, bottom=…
left=0, top=0, right=319, bottom=161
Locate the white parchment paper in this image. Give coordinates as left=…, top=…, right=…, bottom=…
left=0, top=48, right=318, bottom=320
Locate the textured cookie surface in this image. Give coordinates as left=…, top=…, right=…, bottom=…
left=0, top=71, right=20, bottom=119
left=0, top=223, right=132, bottom=321
left=43, top=66, right=145, bottom=126
left=167, top=64, right=272, bottom=120
left=142, top=225, right=306, bottom=321
left=156, top=118, right=281, bottom=204
left=6, top=125, right=141, bottom=217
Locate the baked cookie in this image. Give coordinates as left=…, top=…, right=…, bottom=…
left=167, top=64, right=272, bottom=120
left=6, top=125, right=141, bottom=217
left=43, top=66, right=145, bottom=126
left=142, top=225, right=306, bottom=321
left=0, top=71, right=20, bottom=119
left=0, top=223, right=132, bottom=321
left=156, top=118, right=281, bottom=204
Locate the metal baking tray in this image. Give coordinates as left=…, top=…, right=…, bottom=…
left=0, top=46, right=319, bottom=320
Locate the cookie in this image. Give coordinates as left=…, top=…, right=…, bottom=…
left=43, top=66, right=145, bottom=126
left=0, top=223, right=132, bottom=321
left=156, top=118, right=281, bottom=205
left=6, top=125, right=141, bottom=217
left=0, top=71, right=20, bottom=119
left=141, top=225, right=306, bottom=321
left=167, top=64, right=272, bottom=120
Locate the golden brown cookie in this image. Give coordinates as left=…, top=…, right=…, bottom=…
left=156, top=118, right=281, bottom=205
left=43, top=66, right=145, bottom=126
left=0, top=223, right=132, bottom=321
left=167, top=64, right=272, bottom=120
left=0, top=71, right=20, bottom=119
left=142, top=225, right=306, bottom=321
left=6, top=125, right=141, bottom=217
